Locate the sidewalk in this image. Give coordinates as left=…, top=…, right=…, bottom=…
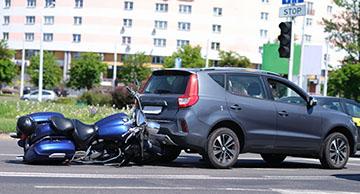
left=0, top=133, right=15, bottom=140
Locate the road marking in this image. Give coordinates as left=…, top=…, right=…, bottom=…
left=271, top=189, right=359, bottom=194
left=0, top=172, right=340, bottom=181
left=0, top=154, right=22, bottom=156
left=34, top=185, right=269, bottom=192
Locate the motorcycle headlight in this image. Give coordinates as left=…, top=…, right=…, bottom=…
left=146, top=121, right=160, bottom=135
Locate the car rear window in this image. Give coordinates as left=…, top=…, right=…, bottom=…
left=143, top=71, right=190, bottom=94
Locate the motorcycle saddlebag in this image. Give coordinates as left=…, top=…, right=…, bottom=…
left=24, top=139, right=75, bottom=163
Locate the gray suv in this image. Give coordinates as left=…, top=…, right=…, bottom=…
left=140, top=68, right=358, bottom=169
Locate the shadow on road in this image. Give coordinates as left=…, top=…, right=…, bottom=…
left=332, top=174, right=360, bottom=181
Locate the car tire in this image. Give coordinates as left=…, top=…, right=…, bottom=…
left=24, top=98, right=29, bottom=101
left=205, top=127, right=240, bottom=169
left=157, top=147, right=182, bottom=163
left=320, top=132, right=350, bottom=169
left=260, top=154, right=286, bottom=164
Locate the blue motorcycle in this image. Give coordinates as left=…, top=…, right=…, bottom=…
left=10, top=87, right=175, bottom=165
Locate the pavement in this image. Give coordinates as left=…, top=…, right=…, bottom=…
left=0, top=136, right=360, bottom=194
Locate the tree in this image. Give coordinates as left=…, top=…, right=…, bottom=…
left=327, top=64, right=360, bottom=101
left=322, top=0, right=360, bottom=64
left=117, top=52, right=151, bottom=84
left=164, top=45, right=205, bottom=68
left=218, top=50, right=252, bottom=68
left=28, top=51, right=62, bottom=89
left=67, top=53, right=107, bottom=90
left=0, top=40, right=18, bottom=85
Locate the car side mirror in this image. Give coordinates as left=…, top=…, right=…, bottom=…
left=308, top=97, right=317, bottom=107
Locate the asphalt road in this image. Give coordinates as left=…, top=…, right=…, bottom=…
left=1, top=136, right=360, bottom=194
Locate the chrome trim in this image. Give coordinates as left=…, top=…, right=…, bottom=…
left=49, top=153, right=66, bottom=158
left=10, top=132, right=20, bottom=138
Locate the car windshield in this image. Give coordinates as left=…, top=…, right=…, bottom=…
left=143, top=72, right=190, bottom=94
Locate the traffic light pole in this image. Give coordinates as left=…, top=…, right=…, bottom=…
left=288, top=17, right=295, bottom=82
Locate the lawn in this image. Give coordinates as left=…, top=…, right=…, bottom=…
left=0, top=99, right=133, bottom=133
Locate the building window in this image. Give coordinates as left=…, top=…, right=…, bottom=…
left=179, top=5, right=191, bottom=13
left=123, top=19, right=132, bottom=27
left=306, top=2, right=314, bottom=15
left=211, top=42, right=220, bottom=50
left=327, top=6, right=332, bottom=14
left=154, top=38, right=166, bottom=47
left=260, top=29, right=268, bottom=38
left=73, top=34, right=81, bottom=42
left=27, top=0, right=36, bottom=7
left=151, top=56, right=164, bottom=64
left=177, top=39, right=190, bottom=47
left=43, top=33, right=53, bottom=41
left=25, top=32, right=34, bottom=41
left=212, top=24, right=221, bottom=33
left=262, top=0, right=269, bottom=3
left=305, top=34, right=311, bottom=42
left=178, top=22, right=190, bottom=31
left=25, top=50, right=39, bottom=58
left=213, top=7, right=222, bottom=16
left=3, top=32, right=9, bottom=40
left=75, top=0, right=82, bottom=8
left=156, top=3, right=168, bottom=12
left=45, top=0, right=55, bottom=7
left=4, top=0, right=10, bottom=7
left=306, top=18, right=312, bottom=26
left=259, top=46, right=263, bottom=54
left=154, top=20, right=167, bottom=29
left=26, top=16, right=35, bottom=24
left=44, top=16, right=54, bottom=24
left=3, top=16, right=9, bottom=25
left=124, top=1, right=133, bottom=10
left=74, top=16, right=82, bottom=25
left=261, top=12, right=268, bottom=20
left=122, top=36, right=131, bottom=44
left=74, top=52, right=82, bottom=59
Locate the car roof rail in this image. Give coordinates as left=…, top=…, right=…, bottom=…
left=201, top=67, right=281, bottom=76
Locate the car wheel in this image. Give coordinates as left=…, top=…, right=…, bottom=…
left=206, top=127, right=240, bottom=169
left=24, top=98, right=29, bottom=101
left=320, top=132, right=350, bottom=169
left=260, top=154, right=286, bottom=164
left=157, top=147, right=182, bottom=163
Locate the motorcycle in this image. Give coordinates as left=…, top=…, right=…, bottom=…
left=10, top=86, right=177, bottom=165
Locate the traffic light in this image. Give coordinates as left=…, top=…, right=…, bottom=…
left=278, top=22, right=292, bottom=58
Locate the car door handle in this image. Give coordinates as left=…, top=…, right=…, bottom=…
left=278, top=111, right=288, bottom=117
left=230, top=104, right=242, bottom=110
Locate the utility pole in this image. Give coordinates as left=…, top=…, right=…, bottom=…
left=20, top=41, right=25, bottom=97
left=113, top=43, right=117, bottom=89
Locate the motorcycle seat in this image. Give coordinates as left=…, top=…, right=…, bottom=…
left=72, top=119, right=98, bottom=150
left=50, top=116, right=74, bottom=133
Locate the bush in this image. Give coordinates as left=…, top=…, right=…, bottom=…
left=111, top=85, right=134, bottom=109
left=77, top=91, right=112, bottom=106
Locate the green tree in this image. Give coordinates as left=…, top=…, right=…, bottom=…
left=328, top=64, right=360, bottom=101
left=28, top=51, right=62, bottom=89
left=164, top=45, right=205, bottom=68
left=322, top=0, right=360, bottom=64
left=117, top=52, right=151, bottom=84
left=67, top=53, right=107, bottom=90
left=0, top=40, right=18, bottom=85
left=218, top=50, right=252, bottom=68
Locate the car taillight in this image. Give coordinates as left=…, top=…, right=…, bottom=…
left=178, top=74, right=198, bottom=108
left=141, top=75, right=152, bottom=94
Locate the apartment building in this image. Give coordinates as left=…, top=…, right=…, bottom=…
left=0, top=0, right=343, bottom=83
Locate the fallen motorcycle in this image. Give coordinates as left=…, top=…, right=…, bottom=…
left=10, top=86, right=177, bottom=165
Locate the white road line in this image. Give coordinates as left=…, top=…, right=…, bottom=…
left=34, top=185, right=269, bottom=192
left=0, top=172, right=339, bottom=181
left=0, top=154, right=22, bottom=156
left=271, top=189, right=359, bottom=194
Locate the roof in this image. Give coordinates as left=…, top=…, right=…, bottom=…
left=159, top=67, right=280, bottom=76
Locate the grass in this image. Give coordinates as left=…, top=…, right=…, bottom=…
left=0, top=99, right=133, bottom=133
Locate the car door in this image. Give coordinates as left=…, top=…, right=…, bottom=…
left=266, top=78, right=322, bottom=151
left=225, top=74, right=277, bottom=149
left=30, top=91, right=38, bottom=101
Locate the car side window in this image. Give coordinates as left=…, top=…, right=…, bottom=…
left=268, top=79, right=306, bottom=105
left=43, top=91, right=51, bottom=95
left=322, top=101, right=344, bottom=112
left=227, top=75, right=265, bottom=99
left=209, top=74, right=225, bottom=88
left=345, top=102, right=360, bottom=117
left=31, top=92, right=38, bottom=95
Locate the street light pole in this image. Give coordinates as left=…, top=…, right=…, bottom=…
left=38, top=13, right=44, bottom=102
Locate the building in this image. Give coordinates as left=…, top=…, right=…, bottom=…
left=0, top=0, right=344, bottom=87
